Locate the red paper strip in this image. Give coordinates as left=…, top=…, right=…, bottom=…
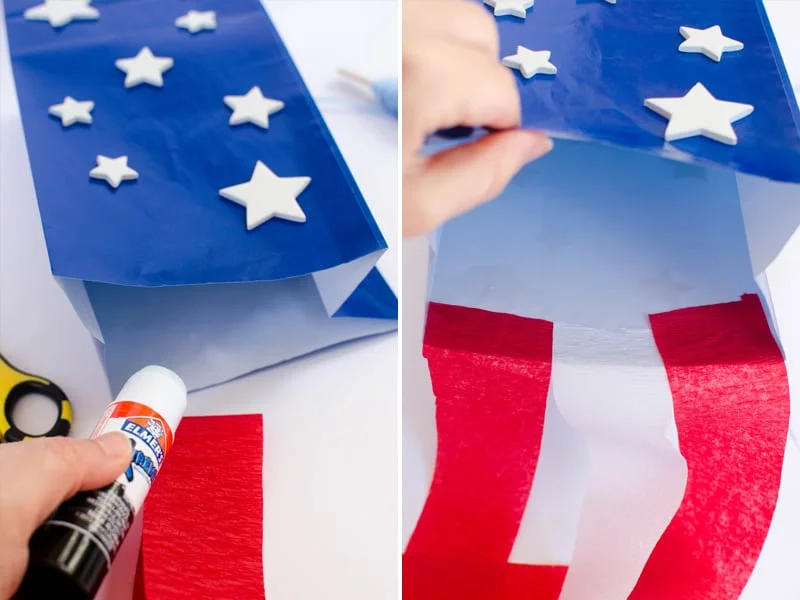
left=630, top=294, right=789, bottom=599
left=134, top=414, right=265, bottom=600
left=403, top=555, right=567, bottom=600
left=404, top=302, right=560, bottom=599
left=502, top=563, right=568, bottom=600
left=133, top=546, right=146, bottom=600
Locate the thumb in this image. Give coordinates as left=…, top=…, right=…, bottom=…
left=403, top=129, right=553, bottom=237
left=0, top=433, right=132, bottom=545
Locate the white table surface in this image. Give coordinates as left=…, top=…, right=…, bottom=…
left=0, top=1, right=399, bottom=599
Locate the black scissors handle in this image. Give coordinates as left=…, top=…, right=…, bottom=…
left=0, top=354, right=72, bottom=443
left=3, top=380, right=71, bottom=443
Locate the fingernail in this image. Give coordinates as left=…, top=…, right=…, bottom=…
left=96, top=432, right=132, bottom=459
left=527, top=134, right=553, bottom=160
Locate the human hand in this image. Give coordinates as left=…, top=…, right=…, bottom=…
left=0, top=433, right=131, bottom=600
left=402, top=0, right=553, bottom=238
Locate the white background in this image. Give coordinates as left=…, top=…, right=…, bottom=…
left=0, top=1, right=398, bottom=599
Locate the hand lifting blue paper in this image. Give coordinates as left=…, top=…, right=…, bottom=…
left=426, top=0, right=800, bottom=321
left=4, top=0, right=397, bottom=392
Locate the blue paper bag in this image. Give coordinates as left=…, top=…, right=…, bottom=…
left=4, top=0, right=397, bottom=392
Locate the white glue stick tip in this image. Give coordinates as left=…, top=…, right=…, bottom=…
left=116, top=365, right=188, bottom=433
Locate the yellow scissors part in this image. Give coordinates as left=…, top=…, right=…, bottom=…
left=0, top=354, right=72, bottom=443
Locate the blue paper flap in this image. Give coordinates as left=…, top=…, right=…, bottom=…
left=491, top=0, right=800, bottom=182
left=5, top=0, right=387, bottom=286
left=333, top=267, right=398, bottom=320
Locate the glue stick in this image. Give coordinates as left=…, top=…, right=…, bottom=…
left=17, top=365, right=187, bottom=600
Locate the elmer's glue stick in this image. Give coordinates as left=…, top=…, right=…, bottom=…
left=18, top=365, right=187, bottom=600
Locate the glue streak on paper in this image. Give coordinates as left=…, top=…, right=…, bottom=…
left=19, top=366, right=187, bottom=600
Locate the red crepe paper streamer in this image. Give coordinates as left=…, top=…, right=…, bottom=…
left=404, top=302, right=564, bottom=600
left=133, top=548, right=146, bottom=600
left=502, top=563, right=568, bottom=600
left=403, top=557, right=567, bottom=600
left=630, top=294, right=790, bottom=599
left=133, top=414, right=265, bottom=600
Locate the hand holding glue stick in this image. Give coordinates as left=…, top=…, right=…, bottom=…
left=0, top=433, right=130, bottom=600
left=0, top=366, right=187, bottom=600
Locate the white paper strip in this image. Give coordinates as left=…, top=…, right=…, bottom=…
left=509, top=386, right=587, bottom=566
left=402, top=237, right=439, bottom=547
left=548, top=324, right=686, bottom=600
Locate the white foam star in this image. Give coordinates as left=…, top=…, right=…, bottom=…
left=115, top=47, right=174, bottom=89
left=175, top=10, right=216, bottom=34
left=502, top=46, right=557, bottom=79
left=645, top=82, right=754, bottom=145
left=48, top=96, right=94, bottom=127
left=219, top=161, right=310, bottom=230
left=24, top=0, right=98, bottom=28
left=90, top=156, right=139, bottom=189
left=679, top=25, right=744, bottom=62
left=224, top=87, right=285, bottom=129
left=484, top=0, right=533, bottom=19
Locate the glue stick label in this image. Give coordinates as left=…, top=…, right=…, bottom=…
left=92, top=399, right=175, bottom=512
